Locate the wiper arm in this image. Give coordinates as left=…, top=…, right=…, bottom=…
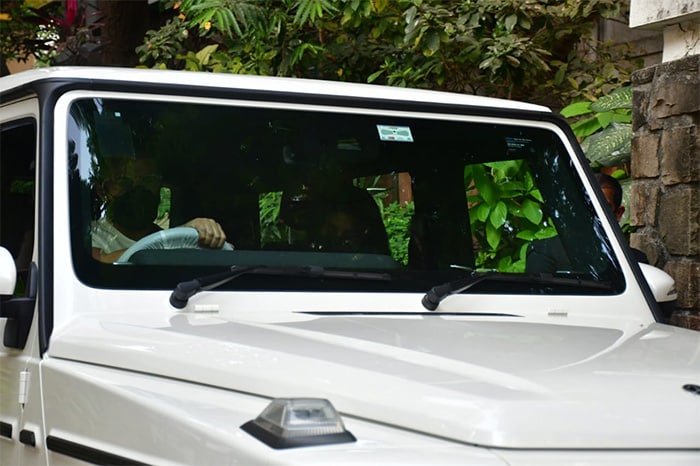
left=422, top=272, right=613, bottom=311
left=170, top=265, right=391, bottom=309
left=422, top=271, right=495, bottom=311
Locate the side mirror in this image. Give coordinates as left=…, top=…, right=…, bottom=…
left=0, top=246, right=36, bottom=349
left=639, top=263, right=677, bottom=322
left=0, top=247, right=17, bottom=295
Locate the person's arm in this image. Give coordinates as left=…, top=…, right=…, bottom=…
left=92, top=247, right=127, bottom=263
left=91, top=219, right=139, bottom=263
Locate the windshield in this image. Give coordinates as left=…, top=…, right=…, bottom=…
left=67, top=95, right=624, bottom=295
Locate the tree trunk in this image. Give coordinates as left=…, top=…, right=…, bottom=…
left=97, top=0, right=153, bottom=67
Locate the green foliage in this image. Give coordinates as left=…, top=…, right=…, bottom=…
left=137, top=0, right=339, bottom=75
left=293, top=0, right=337, bottom=24
left=589, top=85, right=632, bottom=112
left=136, top=0, right=640, bottom=109
left=562, top=85, right=633, bottom=167
left=1, top=0, right=105, bottom=67
left=136, top=17, right=189, bottom=67
left=580, top=121, right=632, bottom=167
left=382, top=201, right=414, bottom=266
left=156, top=187, right=172, bottom=227
left=466, top=161, right=554, bottom=272
left=562, top=84, right=634, bottom=230
left=359, top=0, right=638, bottom=104
left=259, top=191, right=284, bottom=246
left=1, top=1, right=55, bottom=63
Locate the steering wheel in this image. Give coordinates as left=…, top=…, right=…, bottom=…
left=116, top=227, right=233, bottom=263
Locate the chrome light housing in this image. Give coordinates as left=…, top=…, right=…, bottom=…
left=241, top=398, right=356, bottom=449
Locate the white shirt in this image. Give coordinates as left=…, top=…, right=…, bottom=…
left=91, top=218, right=136, bottom=254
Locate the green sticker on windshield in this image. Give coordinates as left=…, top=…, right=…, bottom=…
left=377, top=125, right=414, bottom=142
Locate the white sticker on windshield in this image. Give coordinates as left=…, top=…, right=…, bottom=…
left=377, top=125, right=414, bottom=142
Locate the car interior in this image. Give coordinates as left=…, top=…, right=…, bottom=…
left=66, top=97, right=624, bottom=294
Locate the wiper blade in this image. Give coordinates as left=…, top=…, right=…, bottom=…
left=422, top=272, right=613, bottom=311
left=170, top=265, right=391, bottom=309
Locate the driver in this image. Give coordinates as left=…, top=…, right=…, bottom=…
left=91, top=157, right=227, bottom=263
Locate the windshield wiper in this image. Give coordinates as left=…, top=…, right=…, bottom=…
left=170, top=265, right=391, bottom=309
left=422, top=271, right=613, bottom=311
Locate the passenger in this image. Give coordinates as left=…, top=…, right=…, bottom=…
left=313, top=202, right=390, bottom=254
left=279, top=179, right=389, bottom=254
left=526, top=173, right=648, bottom=273
left=91, top=157, right=227, bottom=263
left=596, top=172, right=626, bottom=221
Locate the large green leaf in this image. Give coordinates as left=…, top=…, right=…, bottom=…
left=489, top=201, right=507, bottom=228
left=485, top=221, right=502, bottom=250
left=581, top=122, right=632, bottom=166
left=504, top=14, right=517, bottom=32
left=589, top=86, right=632, bottom=112
left=570, top=115, right=603, bottom=138
left=195, top=44, right=218, bottom=64
left=471, top=164, right=499, bottom=206
left=534, top=225, right=558, bottom=239
left=424, top=30, right=441, bottom=55
left=515, top=229, right=537, bottom=240
left=529, top=188, right=543, bottom=202
left=596, top=111, right=613, bottom=129
left=560, top=101, right=591, bottom=117
left=520, top=198, right=543, bottom=224
left=473, top=202, right=490, bottom=222
left=499, top=180, right=526, bottom=197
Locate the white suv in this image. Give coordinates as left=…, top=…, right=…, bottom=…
left=1, top=67, right=698, bottom=465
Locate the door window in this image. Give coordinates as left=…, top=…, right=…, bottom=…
left=0, top=119, right=36, bottom=296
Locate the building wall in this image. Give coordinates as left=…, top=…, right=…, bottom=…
left=596, top=16, right=662, bottom=67
left=630, top=0, right=700, bottom=29
left=630, top=0, right=700, bottom=329
left=662, top=22, right=700, bottom=62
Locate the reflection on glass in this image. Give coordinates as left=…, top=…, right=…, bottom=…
left=67, top=98, right=623, bottom=295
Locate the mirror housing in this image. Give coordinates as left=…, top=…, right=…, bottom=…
left=639, top=263, right=677, bottom=303
left=0, top=246, right=36, bottom=349
left=639, top=263, right=677, bottom=322
left=0, top=247, right=16, bottom=295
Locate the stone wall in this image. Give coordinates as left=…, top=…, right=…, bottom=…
left=630, top=54, right=700, bottom=329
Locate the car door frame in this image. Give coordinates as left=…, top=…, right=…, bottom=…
left=0, top=96, right=48, bottom=466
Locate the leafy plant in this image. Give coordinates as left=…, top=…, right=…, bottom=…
left=155, top=187, right=172, bottom=228
left=382, top=201, right=414, bottom=266
left=0, top=0, right=61, bottom=64
left=1, top=0, right=104, bottom=67
left=259, top=191, right=284, bottom=247
left=137, top=0, right=335, bottom=75
left=561, top=84, right=634, bottom=230
left=466, top=161, right=554, bottom=272
left=136, top=16, right=190, bottom=68
left=136, top=0, right=640, bottom=110
left=561, top=85, right=633, bottom=168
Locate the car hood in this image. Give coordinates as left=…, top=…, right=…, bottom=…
left=49, top=310, right=700, bottom=449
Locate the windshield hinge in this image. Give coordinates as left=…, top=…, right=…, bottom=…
left=18, top=370, right=30, bottom=406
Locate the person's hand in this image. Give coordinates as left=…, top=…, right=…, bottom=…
left=183, top=218, right=228, bottom=249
